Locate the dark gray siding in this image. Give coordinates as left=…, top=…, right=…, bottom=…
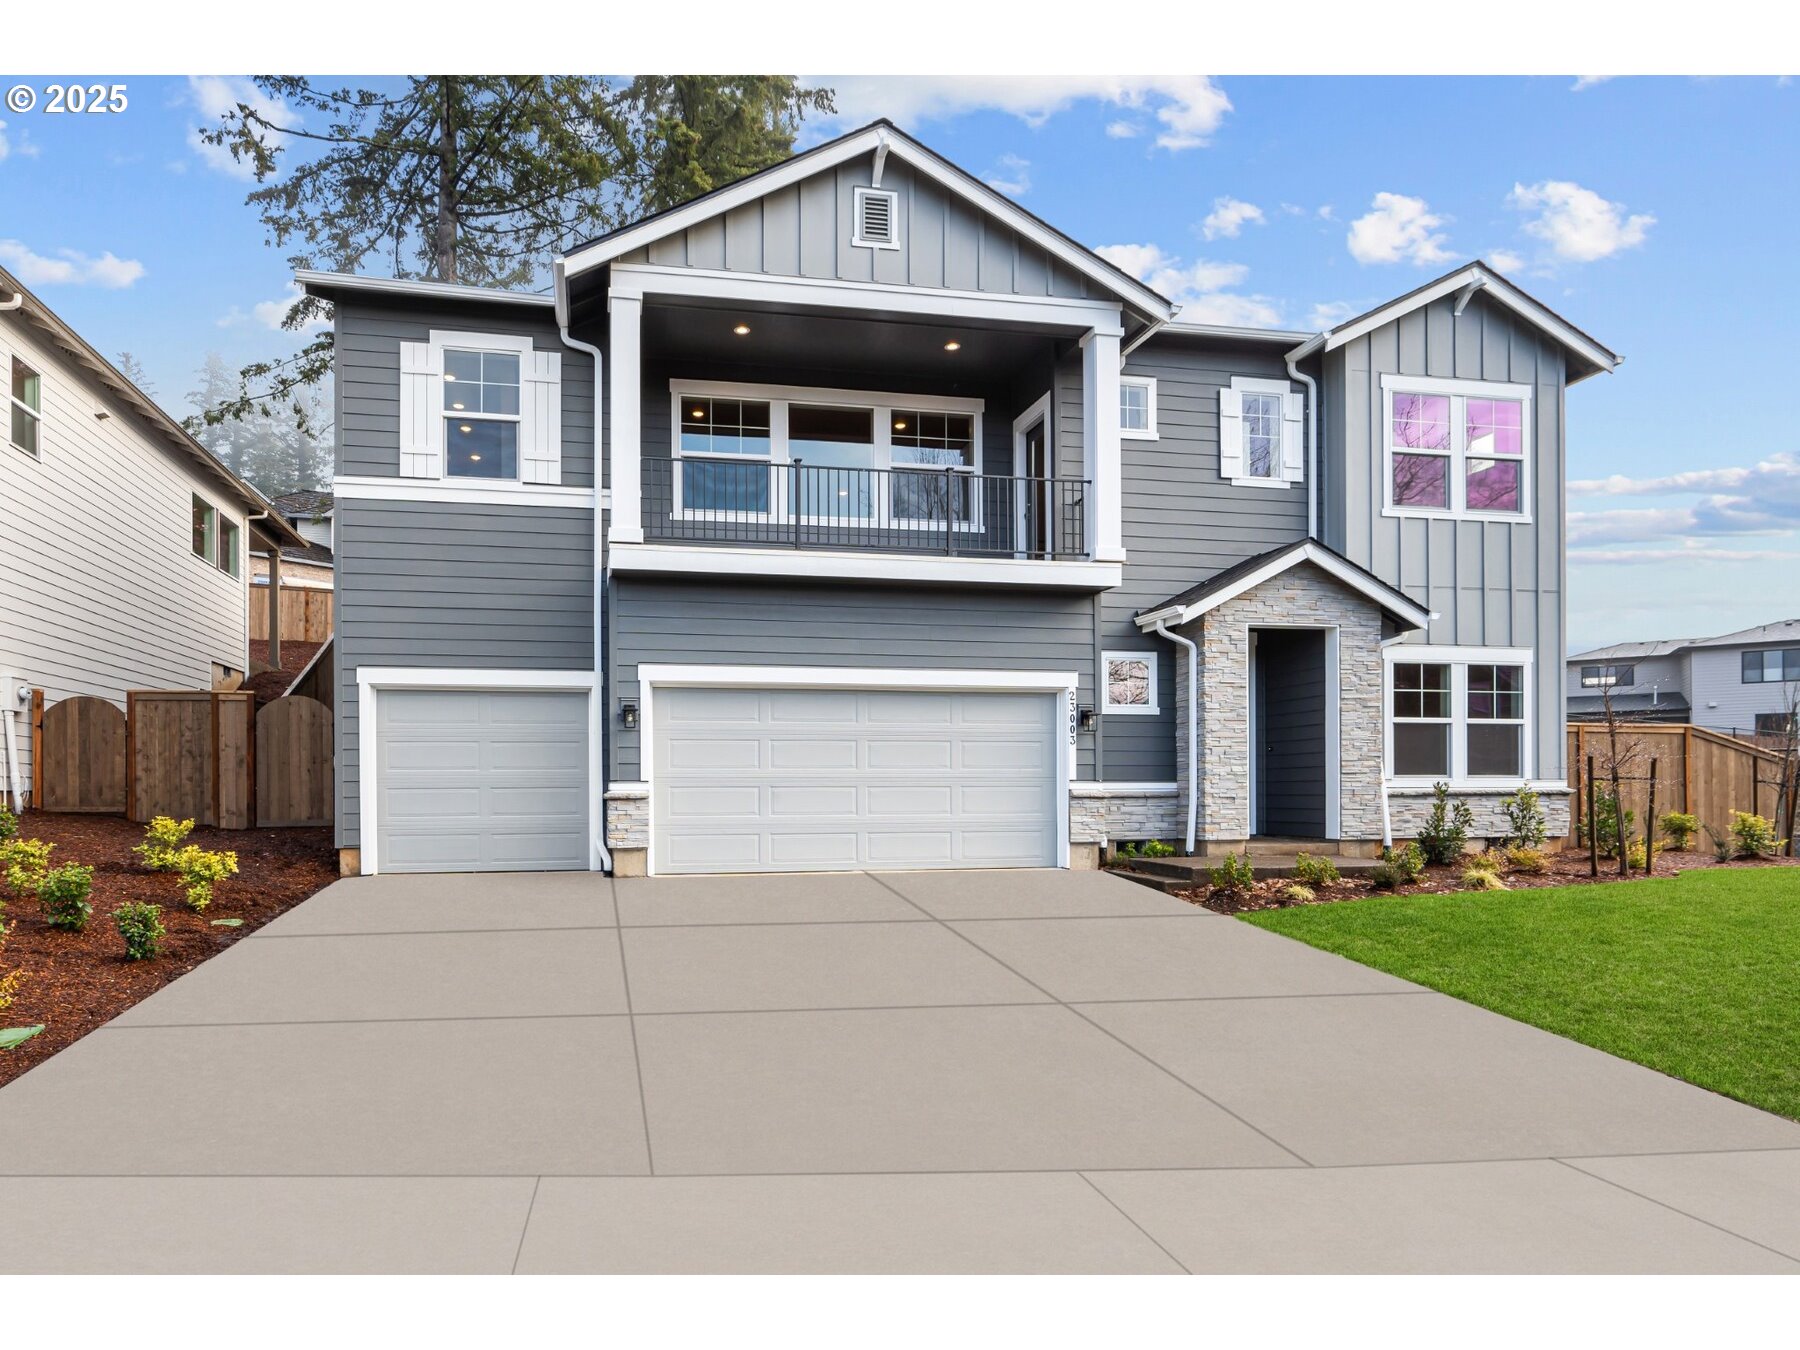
left=334, top=298, right=595, bottom=486
left=1100, top=338, right=1310, bottom=781
left=1319, top=289, right=1567, bottom=779
left=608, top=579, right=1096, bottom=782
left=334, top=498, right=595, bottom=847
left=620, top=157, right=1104, bottom=301
left=1256, top=629, right=1327, bottom=836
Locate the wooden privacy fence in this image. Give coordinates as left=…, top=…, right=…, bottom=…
left=251, top=584, right=334, bottom=644
left=32, top=690, right=331, bottom=829
left=1567, top=722, right=1796, bottom=846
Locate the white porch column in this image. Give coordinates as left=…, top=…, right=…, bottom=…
left=608, top=293, right=644, bottom=545
left=1081, top=327, right=1125, bottom=562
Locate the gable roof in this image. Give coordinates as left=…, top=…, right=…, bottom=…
left=561, top=120, right=1173, bottom=323
left=1685, top=619, right=1800, bottom=650
left=1134, top=539, right=1432, bottom=631
left=1569, top=619, right=1800, bottom=663
left=1568, top=638, right=1696, bottom=663
left=1286, top=261, right=1621, bottom=383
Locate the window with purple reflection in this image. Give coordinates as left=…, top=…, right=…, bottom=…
left=1393, top=393, right=1451, bottom=450
left=1466, top=457, right=1521, bottom=511
left=1393, top=452, right=1450, bottom=508
left=1466, top=398, right=1524, bottom=457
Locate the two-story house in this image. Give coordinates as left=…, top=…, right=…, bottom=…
left=1, top=268, right=306, bottom=810
left=1569, top=620, right=1800, bottom=736
left=303, top=121, right=1619, bottom=878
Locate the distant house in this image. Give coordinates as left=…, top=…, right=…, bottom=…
left=251, top=489, right=334, bottom=590
left=0, top=265, right=306, bottom=808
left=1568, top=620, right=1800, bottom=736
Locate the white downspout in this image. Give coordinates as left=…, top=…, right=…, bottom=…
left=1152, top=618, right=1199, bottom=854
left=1286, top=351, right=1318, bottom=541
left=0, top=292, right=23, bottom=312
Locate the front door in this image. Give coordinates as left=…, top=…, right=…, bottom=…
left=1022, top=417, right=1049, bottom=558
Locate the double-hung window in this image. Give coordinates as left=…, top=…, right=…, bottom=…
left=1580, top=663, right=1635, bottom=688
left=190, top=494, right=239, bottom=576
left=1388, top=649, right=1532, bottom=783
left=1742, top=647, right=1800, bottom=683
left=1219, top=376, right=1301, bottom=487
left=443, top=348, right=520, bottom=479
left=1383, top=376, right=1531, bottom=519
left=9, top=355, right=42, bottom=457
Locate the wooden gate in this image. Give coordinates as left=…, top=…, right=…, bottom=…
left=256, top=695, right=333, bottom=826
left=1567, top=723, right=1795, bottom=847
left=32, top=694, right=126, bottom=813
left=127, top=690, right=255, bottom=829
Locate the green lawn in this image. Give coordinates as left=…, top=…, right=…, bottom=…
left=1242, top=868, right=1800, bottom=1120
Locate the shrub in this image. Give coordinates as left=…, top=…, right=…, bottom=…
left=133, top=816, right=196, bottom=872
left=1501, top=785, right=1548, bottom=849
left=1706, top=826, right=1733, bottom=863
left=1281, top=883, right=1316, bottom=904
left=1369, top=860, right=1403, bottom=892
left=1141, top=839, right=1176, bottom=858
left=1506, top=846, right=1549, bottom=874
left=1626, top=840, right=1650, bottom=870
left=1461, top=868, right=1510, bottom=892
left=0, top=803, right=16, bottom=842
left=38, top=863, right=95, bottom=932
left=1659, top=812, right=1700, bottom=851
left=1384, top=841, right=1427, bottom=884
left=1, top=837, right=55, bottom=896
left=113, top=902, right=165, bottom=961
left=1582, top=791, right=1634, bottom=860
left=1415, top=783, right=1475, bottom=865
left=173, top=845, right=238, bottom=911
left=1292, top=853, right=1341, bottom=887
left=1113, top=841, right=1139, bottom=860
left=1209, top=851, right=1256, bottom=895
left=0, top=922, right=24, bottom=1012
left=1465, top=850, right=1506, bottom=875
left=1730, top=811, right=1782, bottom=859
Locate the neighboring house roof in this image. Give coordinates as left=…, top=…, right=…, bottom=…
left=1569, top=619, right=1800, bottom=663
left=1568, top=638, right=1697, bottom=663
left=0, top=266, right=308, bottom=550
left=1568, top=691, right=1692, bottom=721
left=270, top=489, right=333, bottom=518
left=1684, top=619, right=1800, bottom=650
left=1134, top=538, right=1432, bottom=631
left=262, top=542, right=334, bottom=568
left=559, top=120, right=1175, bottom=325
left=1286, top=260, right=1622, bottom=383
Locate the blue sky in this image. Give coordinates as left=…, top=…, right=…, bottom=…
left=1, top=73, right=1793, bottom=651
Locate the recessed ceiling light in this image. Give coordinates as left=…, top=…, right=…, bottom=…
left=443, top=374, right=456, bottom=382
left=893, top=419, right=908, bottom=431
left=469, top=453, right=482, bottom=462
left=451, top=401, right=466, bottom=411
left=690, top=407, right=706, bottom=419
left=733, top=323, right=751, bottom=336
left=458, top=424, right=472, bottom=433
left=943, top=340, right=961, bottom=352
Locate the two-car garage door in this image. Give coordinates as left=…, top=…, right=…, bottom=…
left=651, top=686, right=1061, bottom=874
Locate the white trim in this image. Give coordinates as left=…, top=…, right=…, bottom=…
left=1381, top=644, right=1535, bottom=788
left=634, top=664, right=1078, bottom=876
left=1011, top=393, right=1053, bottom=554
left=1119, top=375, right=1158, bottom=440
left=1082, top=328, right=1125, bottom=561
left=609, top=293, right=644, bottom=545
left=1135, top=540, right=1431, bottom=631
left=851, top=185, right=901, bottom=250
left=425, top=330, right=549, bottom=490
left=297, top=269, right=553, bottom=308
left=354, top=667, right=600, bottom=877
left=1245, top=624, right=1342, bottom=839
left=607, top=541, right=1122, bottom=590
left=1224, top=375, right=1298, bottom=490
left=562, top=124, right=1171, bottom=320
left=333, top=475, right=603, bottom=510
left=608, top=263, right=1124, bottom=335
left=1069, top=781, right=1178, bottom=797
left=1101, top=650, right=1160, bottom=716
left=1381, top=373, right=1534, bottom=522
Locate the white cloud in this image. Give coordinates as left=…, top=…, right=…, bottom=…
left=1566, top=452, right=1800, bottom=547
left=1200, top=196, right=1264, bottom=241
left=1571, top=76, right=1615, bottom=91
left=1346, top=192, right=1453, bottom=266
left=810, top=76, right=1232, bottom=150
left=0, top=239, right=144, bottom=288
left=185, top=76, right=294, bottom=179
left=1487, top=248, right=1526, bottom=272
left=1104, top=120, right=1139, bottom=139
left=1317, top=205, right=1335, bottom=221
left=220, top=281, right=327, bottom=334
left=1508, top=180, right=1653, bottom=262
left=1096, top=241, right=1278, bottom=325
left=1180, top=292, right=1284, bottom=327
left=1572, top=545, right=1800, bottom=565
left=983, top=153, right=1030, bottom=197
left=0, top=118, right=40, bottom=163
left=1305, top=300, right=1356, bottom=330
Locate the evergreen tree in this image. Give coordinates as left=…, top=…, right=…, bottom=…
left=114, top=351, right=155, bottom=399
left=186, top=352, right=250, bottom=474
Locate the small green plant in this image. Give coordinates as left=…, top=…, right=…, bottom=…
left=0, top=927, right=25, bottom=1013
left=1383, top=841, right=1426, bottom=884
left=1369, top=860, right=1403, bottom=891
left=1140, top=839, right=1176, bottom=859
left=1292, top=853, right=1341, bottom=887
left=1582, top=791, right=1634, bottom=860
left=1465, top=850, right=1506, bottom=875
left=134, top=816, right=196, bottom=872
left=2, top=837, right=55, bottom=896
left=1415, top=783, right=1475, bottom=865
left=1705, top=825, right=1733, bottom=863
left=113, top=902, right=166, bottom=961
left=1506, top=845, right=1549, bottom=874
left=0, top=803, right=16, bottom=842
left=1501, top=785, right=1548, bottom=849
left=1114, top=841, right=1139, bottom=860
left=1659, top=812, right=1700, bottom=851
left=38, top=863, right=95, bottom=932
left=1729, top=811, right=1782, bottom=859
left=1208, top=851, right=1256, bottom=895
left=1626, top=839, right=1651, bottom=870
left=1461, top=867, right=1510, bottom=892
left=1281, top=882, right=1316, bottom=904
left=173, top=845, right=238, bottom=911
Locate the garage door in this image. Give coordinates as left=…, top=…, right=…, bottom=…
left=376, top=689, right=588, bottom=873
left=651, top=686, right=1061, bottom=874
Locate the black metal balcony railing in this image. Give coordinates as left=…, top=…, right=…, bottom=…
left=641, top=457, right=1088, bottom=559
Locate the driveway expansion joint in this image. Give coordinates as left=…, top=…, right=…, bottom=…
left=1552, top=1156, right=1800, bottom=1267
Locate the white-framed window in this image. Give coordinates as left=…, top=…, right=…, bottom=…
left=1579, top=663, right=1635, bottom=688
left=442, top=346, right=521, bottom=480
left=1102, top=651, right=1159, bottom=715
left=1119, top=376, right=1158, bottom=440
left=399, top=330, right=560, bottom=486
left=851, top=186, right=900, bottom=250
left=668, top=380, right=985, bottom=530
left=192, top=494, right=216, bottom=562
left=217, top=517, right=241, bottom=578
left=9, top=354, right=42, bottom=457
left=1219, top=376, right=1302, bottom=488
left=1385, top=645, right=1533, bottom=785
left=1742, top=647, right=1800, bottom=684
left=190, top=493, right=241, bottom=576
left=1381, top=375, right=1532, bottom=521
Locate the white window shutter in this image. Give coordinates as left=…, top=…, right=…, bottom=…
left=1218, top=386, right=1244, bottom=479
left=1281, top=390, right=1306, bottom=481
left=522, top=349, right=562, bottom=485
left=399, top=340, right=442, bottom=478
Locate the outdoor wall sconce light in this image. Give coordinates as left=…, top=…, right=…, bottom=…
left=1078, top=705, right=1097, bottom=733
left=619, top=699, right=639, bottom=730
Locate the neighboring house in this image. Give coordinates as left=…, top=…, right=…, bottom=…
left=0, top=267, right=306, bottom=807
left=251, top=489, right=335, bottom=589
left=302, top=120, right=1620, bottom=878
left=1569, top=620, right=1800, bottom=736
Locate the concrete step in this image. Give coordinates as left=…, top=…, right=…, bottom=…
left=1117, top=853, right=1381, bottom=884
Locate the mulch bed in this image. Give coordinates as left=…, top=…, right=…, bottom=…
left=0, top=812, right=337, bottom=1088
left=1176, top=848, right=1800, bottom=915
left=245, top=639, right=326, bottom=706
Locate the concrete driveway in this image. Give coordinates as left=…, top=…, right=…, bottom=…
left=2, top=868, right=1798, bottom=1273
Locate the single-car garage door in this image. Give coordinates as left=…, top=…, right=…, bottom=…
left=375, top=689, right=588, bottom=873
left=651, top=686, right=1061, bottom=874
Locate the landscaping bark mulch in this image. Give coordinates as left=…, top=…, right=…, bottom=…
left=0, top=812, right=337, bottom=1088
left=1181, top=848, right=1800, bottom=915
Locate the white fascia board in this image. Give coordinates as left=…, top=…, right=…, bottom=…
left=637, top=664, right=1078, bottom=694
left=1163, top=321, right=1314, bottom=344
left=1068, top=781, right=1179, bottom=796
left=1382, top=643, right=1535, bottom=665
left=296, top=269, right=554, bottom=308
left=610, top=264, right=1123, bottom=334
left=334, top=475, right=604, bottom=510
left=608, top=542, right=1123, bottom=591
left=1133, top=541, right=1431, bottom=632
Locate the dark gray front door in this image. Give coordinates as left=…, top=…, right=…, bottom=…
left=1254, top=630, right=1328, bottom=837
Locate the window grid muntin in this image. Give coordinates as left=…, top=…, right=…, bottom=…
left=1388, top=654, right=1533, bottom=783
left=1385, top=381, right=1530, bottom=519
left=1243, top=391, right=1283, bottom=478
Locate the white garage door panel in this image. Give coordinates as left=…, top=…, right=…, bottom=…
left=652, top=686, right=1060, bottom=874
left=376, top=688, right=588, bottom=874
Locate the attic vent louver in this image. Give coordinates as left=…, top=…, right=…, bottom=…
left=852, top=186, right=899, bottom=250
